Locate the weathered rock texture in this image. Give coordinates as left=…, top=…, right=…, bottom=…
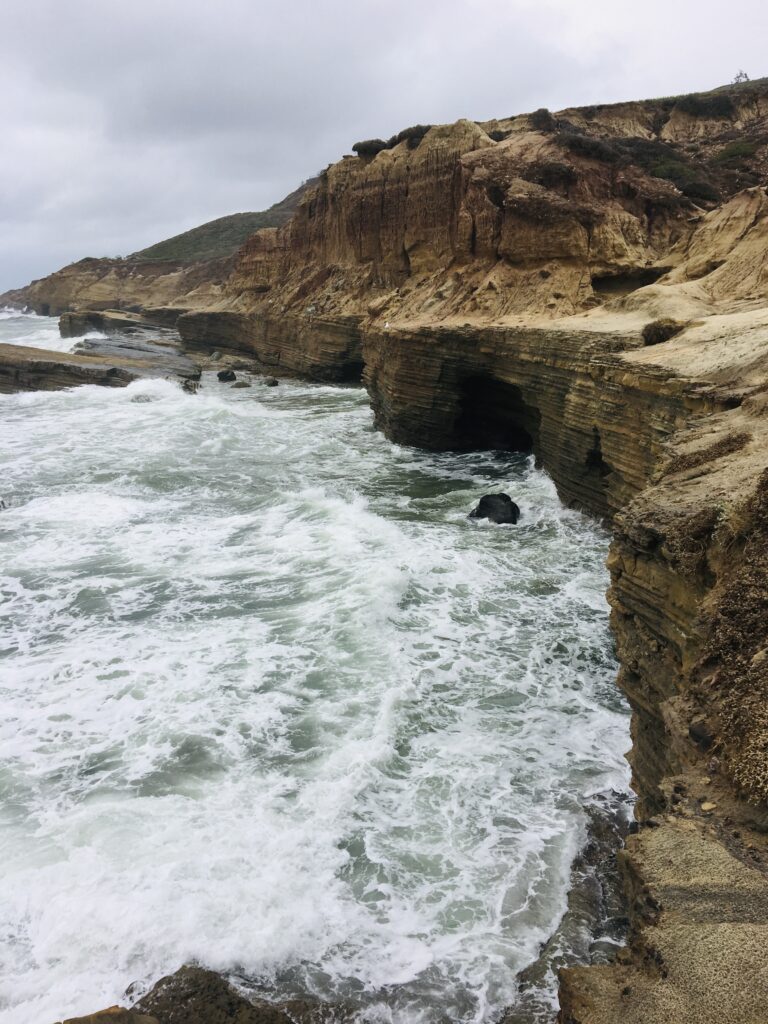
left=0, top=331, right=200, bottom=393
left=26, top=78, right=768, bottom=1024
left=0, top=343, right=141, bottom=392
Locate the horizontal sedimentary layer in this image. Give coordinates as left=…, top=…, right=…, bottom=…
left=0, top=343, right=140, bottom=392
left=178, top=310, right=735, bottom=519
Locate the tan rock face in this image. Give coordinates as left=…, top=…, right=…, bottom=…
left=229, top=123, right=692, bottom=326
left=2, top=257, right=234, bottom=319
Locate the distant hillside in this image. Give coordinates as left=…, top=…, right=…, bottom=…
left=131, top=178, right=318, bottom=263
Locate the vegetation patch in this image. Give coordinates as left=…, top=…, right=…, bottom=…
left=387, top=124, right=432, bottom=149
left=664, top=431, right=751, bottom=475
left=713, top=140, right=760, bottom=164
left=529, top=107, right=556, bottom=132
left=352, top=124, right=433, bottom=158
left=642, top=318, right=687, bottom=346
left=352, top=139, right=388, bottom=157
left=675, top=93, right=736, bottom=118
left=556, top=132, right=621, bottom=164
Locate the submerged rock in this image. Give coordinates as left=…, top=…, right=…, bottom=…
left=469, top=493, right=520, bottom=524
left=217, top=369, right=236, bottom=382
left=263, top=377, right=279, bottom=387
left=231, top=380, right=252, bottom=388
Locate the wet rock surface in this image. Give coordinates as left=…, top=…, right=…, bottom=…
left=0, top=343, right=140, bottom=393
left=132, top=966, right=338, bottom=1024
left=58, top=1008, right=159, bottom=1024
left=469, top=493, right=521, bottom=524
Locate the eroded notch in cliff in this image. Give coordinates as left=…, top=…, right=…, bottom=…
left=454, top=375, right=541, bottom=454
left=585, top=426, right=611, bottom=478
left=338, top=359, right=365, bottom=383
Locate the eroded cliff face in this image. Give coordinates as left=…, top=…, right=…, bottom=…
left=1, top=255, right=234, bottom=319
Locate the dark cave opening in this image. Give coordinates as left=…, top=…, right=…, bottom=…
left=454, top=375, right=541, bottom=454
left=591, top=267, right=668, bottom=297
left=338, top=359, right=365, bottom=384
left=585, top=426, right=611, bottom=478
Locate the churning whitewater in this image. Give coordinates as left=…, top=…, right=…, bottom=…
left=0, top=314, right=629, bottom=1024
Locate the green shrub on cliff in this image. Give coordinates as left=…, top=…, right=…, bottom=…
left=675, top=92, right=736, bottom=118
left=352, top=139, right=388, bottom=157
left=713, top=140, right=759, bottom=164
left=529, top=108, right=556, bottom=132
left=556, top=133, right=621, bottom=163
left=387, top=124, right=432, bottom=149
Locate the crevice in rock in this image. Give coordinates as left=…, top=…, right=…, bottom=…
left=585, top=426, right=611, bottom=477
left=453, top=374, right=541, bottom=453
left=591, top=267, right=668, bottom=296
left=338, top=359, right=365, bottom=383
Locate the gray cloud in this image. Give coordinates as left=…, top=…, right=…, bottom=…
left=1, top=0, right=765, bottom=291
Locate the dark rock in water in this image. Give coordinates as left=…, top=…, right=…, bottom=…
left=182, top=379, right=199, bottom=394
left=231, top=380, right=251, bottom=388
left=469, top=493, right=520, bottom=524
left=263, top=377, right=279, bottom=387
left=217, top=369, right=236, bottom=382
left=133, top=966, right=335, bottom=1024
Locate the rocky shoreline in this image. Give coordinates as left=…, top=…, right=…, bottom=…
left=5, top=78, right=768, bottom=1023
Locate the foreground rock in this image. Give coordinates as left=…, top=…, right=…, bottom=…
left=0, top=343, right=139, bottom=392
left=59, top=1009, right=158, bottom=1024
left=57, top=966, right=345, bottom=1024
left=0, top=337, right=200, bottom=394
left=134, top=966, right=314, bottom=1024
left=469, top=493, right=520, bottom=524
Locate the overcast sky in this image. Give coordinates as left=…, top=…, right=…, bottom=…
left=1, top=0, right=765, bottom=292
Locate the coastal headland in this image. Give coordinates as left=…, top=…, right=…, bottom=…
left=6, top=77, right=768, bottom=1024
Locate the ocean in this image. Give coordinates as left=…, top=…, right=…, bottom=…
left=0, top=310, right=630, bottom=1024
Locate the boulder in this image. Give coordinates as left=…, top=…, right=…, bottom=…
left=231, top=380, right=251, bottom=388
left=217, top=369, right=236, bottom=382
left=468, top=493, right=520, bottom=524
left=263, top=377, right=279, bottom=387
left=133, top=966, right=329, bottom=1024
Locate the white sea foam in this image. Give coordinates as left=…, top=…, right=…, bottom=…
left=0, top=368, right=630, bottom=1024
left=0, top=308, right=108, bottom=352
